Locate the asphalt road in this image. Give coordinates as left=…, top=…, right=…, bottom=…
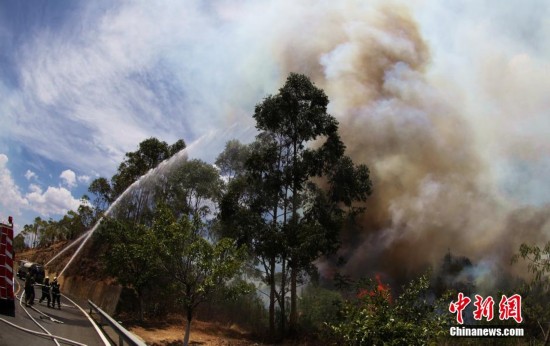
left=0, top=277, right=110, bottom=346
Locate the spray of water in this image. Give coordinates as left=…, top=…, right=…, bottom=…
left=51, top=124, right=255, bottom=279
left=57, top=210, right=117, bottom=277
left=45, top=230, right=90, bottom=267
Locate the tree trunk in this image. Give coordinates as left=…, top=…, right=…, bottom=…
left=183, top=310, right=193, bottom=346
left=139, top=293, right=144, bottom=322
left=289, top=265, right=297, bottom=334
left=280, top=257, right=286, bottom=336
left=269, top=257, right=276, bottom=339
left=289, top=140, right=298, bottom=334
left=271, top=191, right=280, bottom=340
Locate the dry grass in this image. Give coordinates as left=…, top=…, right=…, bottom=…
left=129, top=317, right=265, bottom=346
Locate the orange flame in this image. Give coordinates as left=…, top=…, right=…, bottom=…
left=357, top=273, right=392, bottom=304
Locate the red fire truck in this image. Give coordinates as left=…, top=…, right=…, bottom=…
left=0, top=216, right=15, bottom=316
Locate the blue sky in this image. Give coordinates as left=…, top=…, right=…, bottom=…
left=0, top=0, right=549, bottom=257
left=0, top=0, right=269, bottom=229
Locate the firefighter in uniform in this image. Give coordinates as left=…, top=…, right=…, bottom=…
left=24, top=272, right=35, bottom=306
left=51, top=277, right=61, bottom=309
left=39, top=277, right=51, bottom=307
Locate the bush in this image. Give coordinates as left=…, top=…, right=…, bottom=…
left=326, top=273, right=452, bottom=345
left=196, top=289, right=268, bottom=336
left=299, top=284, right=343, bottom=334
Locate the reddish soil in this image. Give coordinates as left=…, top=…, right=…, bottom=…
left=129, top=317, right=265, bottom=346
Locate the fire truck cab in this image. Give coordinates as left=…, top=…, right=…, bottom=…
left=0, top=216, right=15, bottom=316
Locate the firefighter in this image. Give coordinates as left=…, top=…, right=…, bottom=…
left=24, top=272, right=35, bottom=307
left=38, top=277, right=51, bottom=307
left=51, top=277, right=61, bottom=309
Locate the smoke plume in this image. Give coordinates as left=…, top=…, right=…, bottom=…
left=256, top=1, right=550, bottom=288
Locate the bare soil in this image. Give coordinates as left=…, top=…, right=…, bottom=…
left=127, top=317, right=323, bottom=346
left=128, top=317, right=265, bottom=346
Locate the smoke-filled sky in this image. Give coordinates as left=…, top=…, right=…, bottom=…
left=1, top=0, right=549, bottom=282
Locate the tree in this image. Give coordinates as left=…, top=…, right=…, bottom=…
left=169, top=139, right=186, bottom=157
left=250, top=73, right=372, bottom=333
left=97, top=217, right=161, bottom=321
left=111, top=138, right=166, bottom=197
left=91, top=137, right=186, bottom=224
left=298, top=284, right=343, bottom=334
left=111, top=137, right=185, bottom=198
left=23, top=217, right=42, bottom=248
left=77, top=201, right=95, bottom=230
left=92, top=144, right=226, bottom=327
left=218, top=74, right=373, bottom=338
left=37, top=218, right=57, bottom=247
left=511, top=242, right=550, bottom=344
left=162, top=159, right=223, bottom=223
left=88, top=177, right=112, bottom=214
left=154, top=205, right=248, bottom=346
left=56, top=202, right=96, bottom=241
left=13, top=233, right=27, bottom=253
left=19, top=197, right=93, bottom=248
left=218, top=133, right=288, bottom=338
left=215, top=139, right=250, bottom=183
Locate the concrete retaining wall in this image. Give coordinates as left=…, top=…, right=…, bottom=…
left=58, top=276, right=122, bottom=315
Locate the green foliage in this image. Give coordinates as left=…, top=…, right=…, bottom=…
left=326, top=156, right=372, bottom=212
left=111, top=137, right=182, bottom=197
left=326, top=273, right=452, bottom=345
left=152, top=205, right=248, bottom=316
left=88, top=177, right=112, bottom=213
left=511, top=242, right=550, bottom=342
left=86, top=137, right=187, bottom=225
left=98, top=218, right=160, bottom=291
left=147, top=205, right=248, bottom=346
left=96, top=204, right=248, bottom=324
left=20, top=201, right=96, bottom=248
left=91, top=137, right=186, bottom=209
left=96, top=217, right=161, bottom=320
left=215, top=139, right=250, bottom=182
left=298, top=285, right=343, bottom=333
left=511, top=242, right=550, bottom=290
left=163, top=159, right=223, bottom=221
left=253, top=73, right=334, bottom=143
left=57, top=204, right=96, bottom=240
left=13, top=233, right=27, bottom=252
left=169, top=139, right=186, bottom=157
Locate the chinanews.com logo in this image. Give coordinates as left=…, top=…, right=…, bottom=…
left=448, top=292, right=525, bottom=338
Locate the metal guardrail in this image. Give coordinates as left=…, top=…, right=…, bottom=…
left=88, top=299, right=146, bottom=346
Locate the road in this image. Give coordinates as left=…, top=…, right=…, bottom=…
left=0, top=277, right=111, bottom=346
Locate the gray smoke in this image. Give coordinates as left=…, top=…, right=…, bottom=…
left=262, top=1, right=550, bottom=287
